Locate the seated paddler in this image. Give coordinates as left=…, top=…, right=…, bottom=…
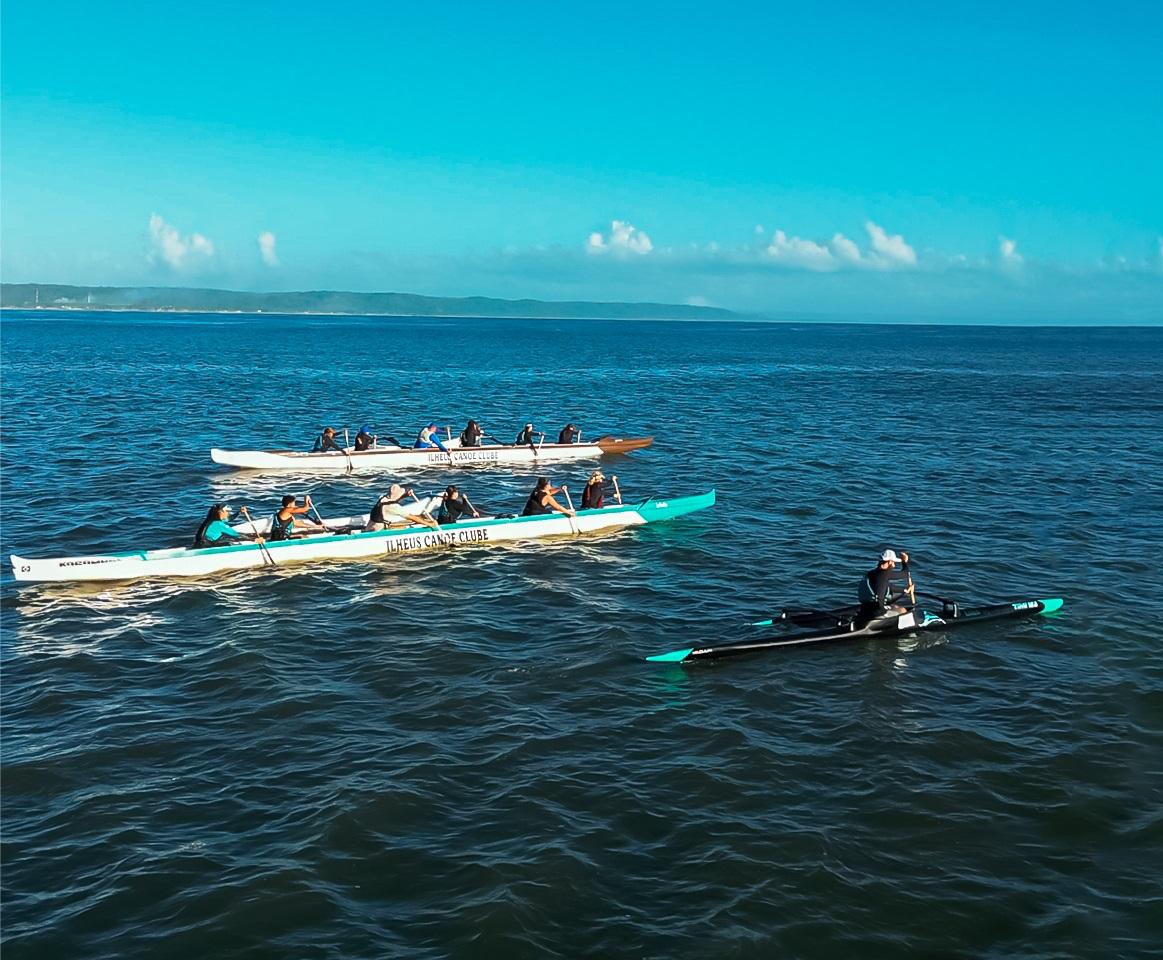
left=521, top=477, right=575, bottom=518
left=437, top=484, right=480, bottom=523
left=580, top=470, right=616, bottom=510
left=365, top=484, right=441, bottom=531
left=269, top=495, right=321, bottom=541
left=856, top=548, right=911, bottom=626
left=414, top=423, right=449, bottom=452
left=311, top=426, right=344, bottom=453
left=192, top=504, right=265, bottom=549
left=354, top=425, right=376, bottom=451
left=459, top=419, right=484, bottom=447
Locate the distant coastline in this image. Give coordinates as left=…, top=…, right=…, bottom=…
left=0, top=283, right=738, bottom=322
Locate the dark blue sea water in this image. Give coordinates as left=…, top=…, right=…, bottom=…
left=2, top=311, right=1162, bottom=959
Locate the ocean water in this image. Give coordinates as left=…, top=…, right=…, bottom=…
left=2, top=311, right=1161, bottom=959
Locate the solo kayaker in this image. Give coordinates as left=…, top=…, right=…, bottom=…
left=270, top=495, right=319, bottom=541
left=192, top=505, right=265, bottom=548
left=365, top=484, right=440, bottom=531
left=557, top=423, right=580, bottom=444
left=414, top=423, right=449, bottom=452
left=354, top=425, right=376, bottom=451
left=581, top=470, right=616, bottom=509
left=312, top=427, right=343, bottom=453
left=459, top=420, right=484, bottom=447
left=437, top=484, right=480, bottom=523
left=857, top=549, right=911, bottom=625
left=521, top=477, right=575, bottom=517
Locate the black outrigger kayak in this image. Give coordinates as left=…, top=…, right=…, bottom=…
left=646, top=597, right=1064, bottom=664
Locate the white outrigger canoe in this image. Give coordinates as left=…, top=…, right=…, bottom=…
left=9, top=490, right=714, bottom=584
left=210, top=435, right=653, bottom=472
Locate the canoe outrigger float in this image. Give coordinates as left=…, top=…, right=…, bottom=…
left=646, top=595, right=1064, bottom=663
left=210, top=435, right=653, bottom=473
left=9, top=490, right=714, bottom=584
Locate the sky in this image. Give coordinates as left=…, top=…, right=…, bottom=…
left=2, top=0, right=1161, bottom=322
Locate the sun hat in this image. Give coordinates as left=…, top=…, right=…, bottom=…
left=388, top=483, right=406, bottom=501
left=590, top=470, right=605, bottom=482
left=880, top=549, right=900, bottom=563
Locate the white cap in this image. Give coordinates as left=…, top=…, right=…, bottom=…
left=880, top=549, right=900, bottom=563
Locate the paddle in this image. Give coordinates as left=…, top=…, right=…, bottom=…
left=461, top=494, right=482, bottom=519
left=560, top=485, right=580, bottom=535
left=410, top=491, right=441, bottom=530
left=307, top=495, right=335, bottom=534
left=612, top=476, right=623, bottom=505
left=239, top=507, right=276, bottom=566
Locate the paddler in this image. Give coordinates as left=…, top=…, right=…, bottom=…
left=414, top=423, right=450, bottom=453
left=354, top=425, right=376, bottom=451
left=437, top=484, right=480, bottom=523
left=365, top=484, right=441, bottom=531
left=856, top=549, right=911, bottom=625
left=192, top=504, right=266, bottom=548
left=459, top=419, right=484, bottom=447
left=515, top=422, right=541, bottom=451
left=557, top=423, right=580, bottom=444
left=521, top=477, right=576, bottom=517
left=311, top=426, right=344, bottom=453
left=269, top=495, right=321, bottom=541
left=580, top=470, right=616, bottom=509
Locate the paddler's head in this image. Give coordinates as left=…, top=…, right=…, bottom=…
left=323, top=426, right=335, bottom=436
left=879, top=549, right=900, bottom=569
left=388, top=483, right=406, bottom=502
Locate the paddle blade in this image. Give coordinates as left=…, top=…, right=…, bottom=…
left=645, top=647, right=694, bottom=663
left=1039, top=598, right=1064, bottom=615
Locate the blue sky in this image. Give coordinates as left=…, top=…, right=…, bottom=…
left=2, top=0, right=1161, bottom=321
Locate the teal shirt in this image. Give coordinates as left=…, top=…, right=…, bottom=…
left=204, top=519, right=244, bottom=542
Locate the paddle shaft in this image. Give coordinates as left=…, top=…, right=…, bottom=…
left=239, top=507, right=276, bottom=566
left=561, top=486, right=580, bottom=534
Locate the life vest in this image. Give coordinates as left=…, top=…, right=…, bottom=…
left=522, top=491, right=550, bottom=516
left=269, top=512, right=295, bottom=541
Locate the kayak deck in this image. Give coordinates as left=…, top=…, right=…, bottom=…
left=647, top=597, right=1064, bottom=663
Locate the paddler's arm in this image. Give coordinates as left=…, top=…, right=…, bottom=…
left=545, top=494, right=575, bottom=516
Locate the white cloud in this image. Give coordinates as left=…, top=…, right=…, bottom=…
left=148, top=213, right=214, bottom=270
left=999, top=235, right=1023, bottom=268
left=754, top=224, right=765, bottom=235
left=830, top=232, right=863, bottom=265
left=761, top=222, right=918, bottom=272
left=586, top=220, right=653, bottom=255
left=865, top=221, right=917, bottom=267
left=766, top=229, right=838, bottom=270
left=258, top=230, right=279, bottom=267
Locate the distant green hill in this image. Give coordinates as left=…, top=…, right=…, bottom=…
left=1, top=283, right=737, bottom=320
